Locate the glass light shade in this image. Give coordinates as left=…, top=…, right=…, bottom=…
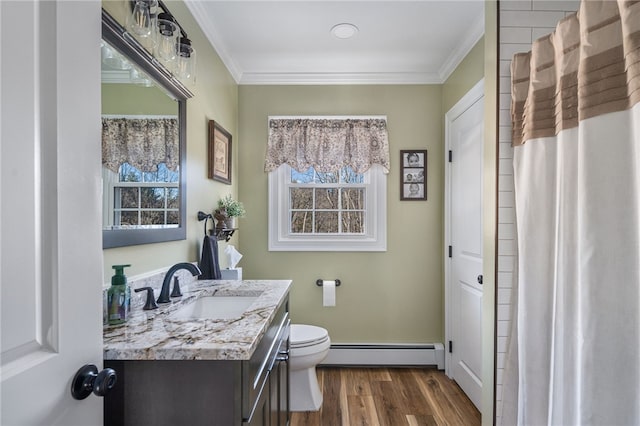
left=129, top=67, right=153, bottom=87
left=175, top=40, right=196, bottom=84
left=101, top=42, right=132, bottom=70
left=155, top=17, right=179, bottom=67
left=127, top=0, right=157, bottom=38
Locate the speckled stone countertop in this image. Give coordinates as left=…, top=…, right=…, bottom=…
left=103, top=280, right=291, bottom=361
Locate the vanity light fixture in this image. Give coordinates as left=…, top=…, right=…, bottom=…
left=101, top=41, right=132, bottom=70
left=331, top=23, right=359, bottom=39
left=126, top=0, right=196, bottom=84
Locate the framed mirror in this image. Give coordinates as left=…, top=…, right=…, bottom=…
left=101, top=9, right=193, bottom=249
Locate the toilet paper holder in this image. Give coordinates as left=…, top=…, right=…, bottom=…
left=316, top=279, right=341, bottom=287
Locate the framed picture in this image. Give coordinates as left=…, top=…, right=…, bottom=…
left=208, top=120, right=232, bottom=184
left=400, top=150, right=427, bottom=200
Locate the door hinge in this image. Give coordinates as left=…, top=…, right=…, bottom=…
left=449, top=340, right=453, bottom=353
left=448, top=246, right=452, bottom=258
left=448, top=150, right=452, bottom=162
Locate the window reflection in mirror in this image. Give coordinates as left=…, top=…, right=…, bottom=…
left=101, top=8, right=191, bottom=249
left=101, top=45, right=180, bottom=231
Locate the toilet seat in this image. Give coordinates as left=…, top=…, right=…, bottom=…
left=291, top=324, right=329, bottom=348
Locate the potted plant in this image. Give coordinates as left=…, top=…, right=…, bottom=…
left=216, top=194, right=246, bottom=229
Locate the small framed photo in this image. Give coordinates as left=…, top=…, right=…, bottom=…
left=400, top=150, right=427, bottom=200
left=208, top=120, right=232, bottom=184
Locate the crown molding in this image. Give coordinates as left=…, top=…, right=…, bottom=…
left=238, top=71, right=443, bottom=85
left=184, top=0, right=242, bottom=84
left=101, top=70, right=132, bottom=84
left=184, top=0, right=483, bottom=86
left=437, top=12, right=485, bottom=82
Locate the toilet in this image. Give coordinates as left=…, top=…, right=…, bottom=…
left=289, top=324, right=331, bottom=411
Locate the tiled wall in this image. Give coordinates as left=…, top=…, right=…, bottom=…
left=496, top=1, right=579, bottom=424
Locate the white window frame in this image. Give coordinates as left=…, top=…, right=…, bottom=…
left=102, top=165, right=179, bottom=228
left=112, top=181, right=179, bottom=227
left=268, top=164, right=387, bottom=251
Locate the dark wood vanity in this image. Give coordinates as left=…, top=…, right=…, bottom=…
left=105, top=297, right=290, bottom=426
left=103, top=279, right=292, bottom=426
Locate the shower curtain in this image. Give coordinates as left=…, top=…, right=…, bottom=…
left=505, top=1, right=640, bottom=425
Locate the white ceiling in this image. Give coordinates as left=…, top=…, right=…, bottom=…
left=184, top=1, right=485, bottom=85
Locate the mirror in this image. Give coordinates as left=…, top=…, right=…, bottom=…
left=101, top=9, right=192, bottom=249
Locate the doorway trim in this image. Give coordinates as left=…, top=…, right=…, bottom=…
left=444, top=78, right=485, bottom=376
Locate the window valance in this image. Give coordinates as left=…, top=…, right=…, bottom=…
left=102, top=117, right=179, bottom=172
left=264, top=117, right=390, bottom=174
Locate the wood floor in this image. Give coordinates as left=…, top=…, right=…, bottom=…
left=290, top=367, right=480, bottom=426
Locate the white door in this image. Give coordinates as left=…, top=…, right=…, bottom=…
left=445, top=80, right=484, bottom=409
left=1, top=1, right=104, bottom=424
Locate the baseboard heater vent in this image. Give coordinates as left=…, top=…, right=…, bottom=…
left=321, top=343, right=444, bottom=370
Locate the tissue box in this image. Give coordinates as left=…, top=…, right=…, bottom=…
left=221, top=267, right=242, bottom=280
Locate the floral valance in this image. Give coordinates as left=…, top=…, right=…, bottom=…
left=102, top=117, right=179, bottom=172
left=264, top=117, right=390, bottom=174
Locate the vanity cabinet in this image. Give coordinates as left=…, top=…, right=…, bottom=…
left=247, top=320, right=289, bottom=426
left=273, top=337, right=290, bottom=426
left=243, top=303, right=290, bottom=426
left=104, top=296, right=290, bottom=426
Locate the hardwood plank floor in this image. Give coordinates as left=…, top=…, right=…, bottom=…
left=290, top=367, right=480, bottom=426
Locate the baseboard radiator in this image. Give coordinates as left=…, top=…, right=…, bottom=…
left=320, top=343, right=445, bottom=370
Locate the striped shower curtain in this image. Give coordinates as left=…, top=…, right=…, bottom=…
left=504, top=1, right=640, bottom=424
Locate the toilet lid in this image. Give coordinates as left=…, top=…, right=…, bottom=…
left=291, top=324, right=328, bottom=346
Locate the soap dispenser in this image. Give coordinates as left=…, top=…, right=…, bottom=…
left=108, top=264, right=131, bottom=325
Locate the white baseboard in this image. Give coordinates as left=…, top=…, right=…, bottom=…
left=321, top=343, right=445, bottom=370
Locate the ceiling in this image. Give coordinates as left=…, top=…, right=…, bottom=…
left=184, top=1, right=485, bottom=85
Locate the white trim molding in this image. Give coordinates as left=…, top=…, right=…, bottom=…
left=239, top=71, right=443, bottom=85
left=438, top=13, right=485, bottom=82
left=322, top=344, right=445, bottom=370
left=183, top=0, right=243, bottom=83
left=183, top=0, right=484, bottom=85
left=268, top=164, right=387, bottom=252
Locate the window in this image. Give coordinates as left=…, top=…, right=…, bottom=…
left=265, top=115, right=389, bottom=251
left=103, top=162, right=179, bottom=229
left=268, top=164, right=386, bottom=251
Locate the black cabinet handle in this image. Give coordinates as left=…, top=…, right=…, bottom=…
left=477, top=275, right=483, bottom=285
left=276, top=350, right=290, bottom=362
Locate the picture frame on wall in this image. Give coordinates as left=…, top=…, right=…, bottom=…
left=208, top=120, right=232, bottom=184
left=400, top=149, right=427, bottom=200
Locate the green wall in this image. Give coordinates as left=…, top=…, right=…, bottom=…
left=236, top=35, right=485, bottom=346
left=443, top=37, right=485, bottom=114
left=238, top=85, right=444, bottom=343
left=101, top=84, right=176, bottom=115
left=101, top=0, right=239, bottom=283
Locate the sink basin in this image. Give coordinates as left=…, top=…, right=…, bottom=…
left=170, top=295, right=258, bottom=320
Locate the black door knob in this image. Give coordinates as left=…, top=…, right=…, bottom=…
left=71, top=364, right=117, bottom=400
left=477, top=275, right=483, bottom=285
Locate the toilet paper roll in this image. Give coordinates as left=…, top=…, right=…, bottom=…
left=322, top=280, right=336, bottom=307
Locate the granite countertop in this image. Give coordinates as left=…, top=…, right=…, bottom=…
left=103, top=280, right=291, bottom=361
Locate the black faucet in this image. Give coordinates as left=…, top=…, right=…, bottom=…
left=157, top=263, right=202, bottom=304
